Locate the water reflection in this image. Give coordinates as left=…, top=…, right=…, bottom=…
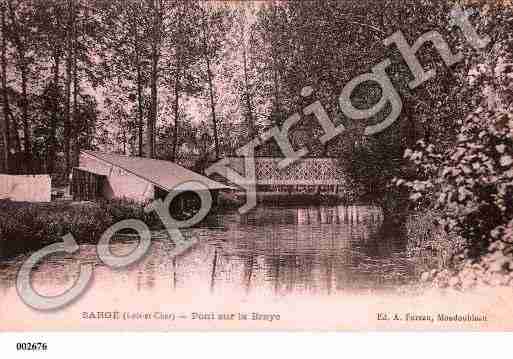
left=0, top=205, right=413, bottom=304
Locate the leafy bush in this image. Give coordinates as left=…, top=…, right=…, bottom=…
left=397, top=10, right=513, bottom=258
left=397, top=13, right=513, bottom=287
left=99, top=199, right=161, bottom=227
left=421, top=222, right=513, bottom=289
left=399, top=109, right=513, bottom=257
left=399, top=108, right=513, bottom=289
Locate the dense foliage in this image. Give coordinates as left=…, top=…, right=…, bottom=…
left=398, top=2, right=513, bottom=288
left=401, top=109, right=513, bottom=255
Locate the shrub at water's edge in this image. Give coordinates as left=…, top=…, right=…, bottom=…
left=396, top=10, right=513, bottom=290
left=399, top=108, right=513, bottom=290
left=404, top=210, right=465, bottom=277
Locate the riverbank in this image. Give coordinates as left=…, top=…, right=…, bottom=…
left=0, top=199, right=382, bottom=259
left=3, top=199, right=511, bottom=292
left=0, top=199, right=163, bottom=258
left=403, top=210, right=513, bottom=291
left=216, top=191, right=361, bottom=210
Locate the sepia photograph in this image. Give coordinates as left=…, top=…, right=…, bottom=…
left=0, top=0, right=512, bottom=342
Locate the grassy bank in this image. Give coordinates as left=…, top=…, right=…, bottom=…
left=0, top=199, right=162, bottom=258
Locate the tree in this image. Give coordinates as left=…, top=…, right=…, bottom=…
left=146, top=0, right=162, bottom=159
left=199, top=2, right=232, bottom=160
left=5, top=0, right=36, bottom=157
left=63, top=0, right=75, bottom=175
left=399, top=2, right=513, bottom=259
left=1, top=3, right=10, bottom=172
left=229, top=4, right=258, bottom=141
left=31, top=1, right=67, bottom=174
left=96, top=0, right=152, bottom=157
left=161, top=0, right=203, bottom=161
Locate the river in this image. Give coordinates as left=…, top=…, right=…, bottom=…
left=0, top=205, right=414, bottom=303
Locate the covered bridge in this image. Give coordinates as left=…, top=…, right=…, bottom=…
left=216, top=157, right=346, bottom=195
left=71, top=150, right=231, bottom=203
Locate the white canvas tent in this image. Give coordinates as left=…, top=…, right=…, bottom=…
left=0, top=175, right=51, bottom=202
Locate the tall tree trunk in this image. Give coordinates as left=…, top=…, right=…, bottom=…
left=147, top=0, right=160, bottom=159
left=270, top=1, right=281, bottom=126
left=148, top=59, right=156, bottom=159
left=10, top=104, right=20, bottom=153
left=0, top=108, right=6, bottom=173
left=64, top=0, right=73, bottom=176
left=131, top=11, right=144, bottom=157
left=242, top=29, right=256, bottom=140
left=5, top=2, right=24, bottom=158
left=48, top=3, right=63, bottom=175
left=171, top=6, right=183, bottom=162
left=20, top=64, right=30, bottom=155
left=6, top=2, right=31, bottom=156
left=48, top=49, right=60, bottom=174
left=171, top=63, right=180, bottom=162
left=136, top=62, right=144, bottom=157
left=202, top=10, right=219, bottom=160
left=135, top=41, right=144, bottom=157
left=1, top=4, right=9, bottom=173
left=72, top=11, right=79, bottom=169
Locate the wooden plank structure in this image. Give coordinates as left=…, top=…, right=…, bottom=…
left=70, top=167, right=105, bottom=201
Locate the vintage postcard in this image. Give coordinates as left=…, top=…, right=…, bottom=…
left=1, top=0, right=513, bottom=336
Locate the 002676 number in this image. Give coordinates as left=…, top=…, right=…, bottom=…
left=16, top=342, right=48, bottom=351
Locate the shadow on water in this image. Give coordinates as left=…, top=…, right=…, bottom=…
left=200, top=205, right=413, bottom=295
